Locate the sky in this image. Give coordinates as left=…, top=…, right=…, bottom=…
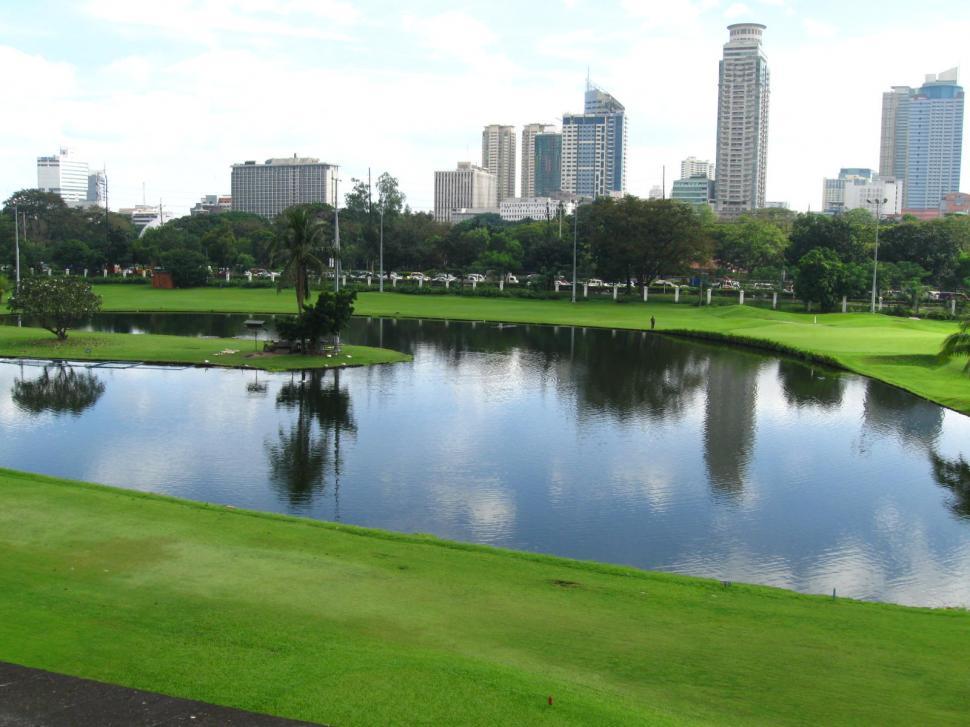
left=2, top=0, right=970, bottom=217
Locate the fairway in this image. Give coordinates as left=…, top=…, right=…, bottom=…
left=92, top=285, right=970, bottom=415
left=0, top=324, right=410, bottom=371
left=0, top=468, right=967, bottom=726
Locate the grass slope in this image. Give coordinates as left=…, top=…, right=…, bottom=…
left=0, top=325, right=410, bottom=371
left=0, top=468, right=967, bottom=726
left=93, top=286, right=970, bottom=414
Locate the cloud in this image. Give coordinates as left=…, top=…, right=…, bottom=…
left=724, top=3, right=752, bottom=19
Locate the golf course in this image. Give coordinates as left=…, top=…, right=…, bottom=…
left=88, top=285, right=970, bottom=415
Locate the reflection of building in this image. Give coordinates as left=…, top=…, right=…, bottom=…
left=879, top=69, right=964, bottom=210
left=231, top=155, right=336, bottom=219
left=499, top=197, right=576, bottom=222
left=703, top=352, right=761, bottom=497
left=190, top=194, right=232, bottom=215
left=715, top=23, right=770, bottom=218
left=561, top=83, right=627, bottom=197
left=482, top=124, right=516, bottom=203
left=434, top=162, right=498, bottom=223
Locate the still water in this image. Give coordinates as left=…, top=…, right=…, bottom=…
left=2, top=314, right=969, bottom=607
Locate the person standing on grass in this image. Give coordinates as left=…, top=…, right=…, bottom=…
left=650, top=316, right=656, bottom=330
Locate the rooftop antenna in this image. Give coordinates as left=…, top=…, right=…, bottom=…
left=142, top=182, right=146, bottom=206
left=586, top=66, right=591, bottom=91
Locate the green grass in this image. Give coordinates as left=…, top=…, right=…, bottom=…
left=93, top=286, right=970, bottom=414
left=0, top=468, right=967, bottom=725
left=0, top=324, right=410, bottom=371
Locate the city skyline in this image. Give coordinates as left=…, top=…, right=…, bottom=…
left=3, top=2, right=970, bottom=216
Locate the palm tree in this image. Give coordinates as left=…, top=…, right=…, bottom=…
left=940, top=315, right=970, bottom=372
left=270, top=205, right=330, bottom=311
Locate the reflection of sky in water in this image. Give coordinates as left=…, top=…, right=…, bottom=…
left=1, top=316, right=970, bottom=607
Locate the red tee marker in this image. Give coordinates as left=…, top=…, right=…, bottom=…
left=548, top=696, right=553, bottom=706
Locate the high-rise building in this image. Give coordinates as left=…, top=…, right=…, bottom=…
left=534, top=132, right=562, bottom=196
left=37, top=148, right=90, bottom=205
left=434, top=162, right=498, bottom=223
left=85, top=170, right=106, bottom=208
left=823, top=168, right=901, bottom=216
left=680, top=156, right=715, bottom=180
left=230, top=155, right=336, bottom=219
left=671, top=175, right=715, bottom=209
left=499, top=197, right=576, bottom=223
left=561, top=83, right=627, bottom=198
left=648, top=185, right=664, bottom=200
left=481, top=125, right=516, bottom=203
left=715, top=23, right=770, bottom=218
left=520, top=123, right=556, bottom=198
left=880, top=70, right=964, bottom=210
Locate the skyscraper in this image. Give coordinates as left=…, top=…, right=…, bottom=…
left=520, top=123, right=556, bottom=197
left=481, top=125, right=516, bottom=203
left=37, top=148, right=90, bottom=205
left=534, top=132, right=562, bottom=197
left=230, top=155, right=336, bottom=219
left=561, top=83, right=627, bottom=198
left=680, top=156, right=715, bottom=180
left=715, top=23, right=770, bottom=218
left=433, top=162, right=498, bottom=223
left=880, top=69, right=964, bottom=210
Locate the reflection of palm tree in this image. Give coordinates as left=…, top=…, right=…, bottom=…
left=12, top=365, right=106, bottom=415
left=929, top=453, right=970, bottom=519
left=862, top=379, right=943, bottom=448
left=777, top=360, right=845, bottom=409
left=266, top=370, right=356, bottom=508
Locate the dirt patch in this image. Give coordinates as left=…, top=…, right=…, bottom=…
left=550, top=579, right=581, bottom=588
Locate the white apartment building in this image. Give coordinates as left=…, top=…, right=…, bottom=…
left=715, top=24, right=770, bottom=218
left=520, top=123, right=556, bottom=198
left=499, top=197, right=576, bottom=222
left=434, top=162, right=498, bottom=223
left=119, top=204, right=175, bottom=234
left=231, top=155, right=336, bottom=219
left=482, top=125, right=516, bottom=203
left=823, top=172, right=902, bottom=217
left=681, top=156, right=715, bottom=180
left=37, top=148, right=90, bottom=205
left=190, top=195, right=233, bottom=216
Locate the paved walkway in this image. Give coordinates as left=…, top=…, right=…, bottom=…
left=0, top=662, right=320, bottom=726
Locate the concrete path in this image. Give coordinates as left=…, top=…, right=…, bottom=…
left=0, top=662, right=321, bottom=726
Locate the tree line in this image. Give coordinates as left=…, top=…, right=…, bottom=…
left=4, top=177, right=970, bottom=312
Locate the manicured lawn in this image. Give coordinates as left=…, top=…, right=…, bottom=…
left=0, top=324, right=410, bottom=371
left=0, top=468, right=967, bottom=725
left=93, top=286, right=970, bottom=415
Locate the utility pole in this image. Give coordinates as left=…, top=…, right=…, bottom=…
left=13, top=204, right=20, bottom=291
left=867, top=197, right=887, bottom=314
left=334, top=175, right=341, bottom=293
left=662, top=165, right=666, bottom=199
left=378, top=173, right=385, bottom=293
left=571, top=202, right=579, bottom=303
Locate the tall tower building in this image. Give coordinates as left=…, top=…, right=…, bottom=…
left=534, top=132, right=562, bottom=196
left=715, top=23, right=770, bottom=218
left=880, top=69, right=964, bottom=210
left=37, top=148, right=90, bottom=205
left=561, top=83, right=627, bottom=198
left=433, top=162, right=498, bottom=223
left=680, top=156, right=715, bottom=180
left=481, top=125, right=516, bottom=203
left=230, top=155, right=336, bottom=219
left=521, top=123, right=556, bottom=197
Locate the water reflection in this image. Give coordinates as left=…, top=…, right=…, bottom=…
left=777, top=360, right=846, bottom=410
left=930, top=454, right=970, bottom=519
left=863, top=380, right=943, bottom=448
left=12, top=365, right=106, bottom=415
left=705, top=350, right=762, bottom=499
left=266, top=370, right=355, bottom=510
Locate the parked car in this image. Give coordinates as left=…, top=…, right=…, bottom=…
left=506, top=274, right=519, bottom=285
left=466, top=273, right=486, bottom=283
left=406, top=272, right=427, bottom=282
left=433, top=273, right=457, bottom=283
left=587, top=278, right=604, bottom=288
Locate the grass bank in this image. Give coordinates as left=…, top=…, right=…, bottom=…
left=0, top=324, right=410, bottom=371
left=1, top=468, right=967, bottom=725
left=93, top=286, right=970, bottom=415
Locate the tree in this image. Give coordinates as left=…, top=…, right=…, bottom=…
left=7, top=276, right=102, bottom=339
left=793, top=247, right=842, bottom=311
left=787, top=213, right=869, bottom=265
left=160, top=249, right=208, bottom=288
left=271, top=205, right=332, bottom=311
left=200, top=223, right=238, bottom=268
left=50, top=239, right=94, bottom=271
left=715, top=216, right=788, bottom=272
left=880, top=219, right=962, bottom=286
left=12, top=365, right=106, bottom=415
left=940, top=315, right=970, bottom=373
left=276, top=289, right=357, bottom=354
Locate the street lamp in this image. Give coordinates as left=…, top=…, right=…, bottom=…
left=13, top=203, right=21, bottom=292
left=867, top=197, right=887, bottom=314
left=378, top=195, right=385, bottom=293
left=333, top=175, right=341, bottom=293
left=571, top=201, right=580, bottom=303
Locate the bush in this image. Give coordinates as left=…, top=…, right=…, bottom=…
left=159, top=249, right=208, bottom=288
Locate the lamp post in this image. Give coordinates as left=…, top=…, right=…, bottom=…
left=333, top=175, right=341, bottom=293
left=378, top=197, right=385, bottom=293
left=867, top=197, right=887, bottom=314
left=13, top=203, right=20, bottom=292
left=571, top=201, right=579, bottom=303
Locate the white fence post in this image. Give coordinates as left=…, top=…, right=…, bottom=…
left=739, top=289, right=744, bottom=305
left=555, top=281, right=560, bottom=293
left=612, top=284, right=618, bottom=300
left=367, top=276, right=372, bottom=287
left=707, top=288, right=712, bottom=306
left=842, top=296, right=847, bottom=313
left=643, top=286, right=648, bottom=302
left=952, top=298, right=957, bottom=317
left=393, top=277, right=397, bottom=288
left=472, top=279, right=477, bottom=291
left=674, top=286, right=680, bottom=303
left=772, top=291, right=778, bottom=309
left=499, top=279, right=504, bottom=292
left=445, top=279, right=450, bottom=289
left=583, top=283, right=588, bottom=298
left=878, top=295, right=883, bottom=311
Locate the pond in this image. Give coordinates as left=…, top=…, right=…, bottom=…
left=2, top=314, right=969, bottom=607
